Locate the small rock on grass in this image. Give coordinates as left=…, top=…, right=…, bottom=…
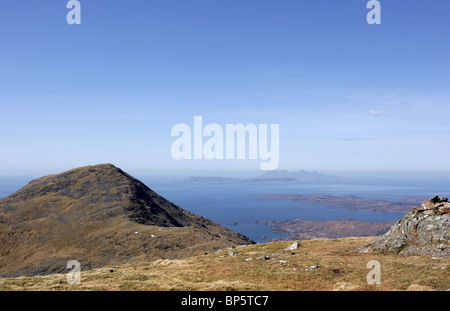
left=285, top=242, right=300, bottom=251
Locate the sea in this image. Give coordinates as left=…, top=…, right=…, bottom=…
left=1, top=175, right=449, bottom=243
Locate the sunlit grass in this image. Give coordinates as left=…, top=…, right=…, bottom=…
left=0, top=237, right=448, bottom=291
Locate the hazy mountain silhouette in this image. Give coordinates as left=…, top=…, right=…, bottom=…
left=177, top=170, right=381, bottom=184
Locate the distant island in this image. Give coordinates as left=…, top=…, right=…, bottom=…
left=175, top=170, right=382, bottom=185
left=175, top=176, right=243, bottom=184
left=255, top=194, right=422, bottom=214
left=176, top=176, right=299, bottom=185
left=256, top=218, right=397, bottom=242
left=254, top=194, right=426, bottom=241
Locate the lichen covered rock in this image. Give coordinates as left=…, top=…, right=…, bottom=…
left=360, top=196, right=450, bottom=257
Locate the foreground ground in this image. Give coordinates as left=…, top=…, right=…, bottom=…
left=0, top=237, right=448, bottom=291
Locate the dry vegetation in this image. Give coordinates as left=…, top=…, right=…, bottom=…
left=0, top=237, right=448, bottom=291
left=0, top=164, right=253, bottom=277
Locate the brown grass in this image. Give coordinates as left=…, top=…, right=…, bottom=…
left=0, top=237, right=448, bottom=291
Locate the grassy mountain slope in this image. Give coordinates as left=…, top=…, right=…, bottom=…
left=1, top=237, right=448, bottom=291
left=0, top=164, right=253, bottom=277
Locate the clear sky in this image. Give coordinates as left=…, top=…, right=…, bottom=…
left=0, top=0, right=449, bottom=177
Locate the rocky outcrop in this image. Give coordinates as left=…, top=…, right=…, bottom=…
left=360, top=196, right=450, bottom=257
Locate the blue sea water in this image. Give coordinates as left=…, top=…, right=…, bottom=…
left=1, top=175, right=449, bottom=243
left=144, top=177, right=450, bottom=243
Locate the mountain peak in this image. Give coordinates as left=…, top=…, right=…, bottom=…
left=3, top=163, right=193, bottom=227
left=0, top=164, right=254, bottom=277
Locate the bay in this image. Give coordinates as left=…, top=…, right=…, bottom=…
left=1, top=175, right=449, bottom=243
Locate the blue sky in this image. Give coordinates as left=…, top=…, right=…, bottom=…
left=0, top=0, right=449, bottom=176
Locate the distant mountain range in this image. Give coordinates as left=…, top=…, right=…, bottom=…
left=176, top=170, right=382, bottom=185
